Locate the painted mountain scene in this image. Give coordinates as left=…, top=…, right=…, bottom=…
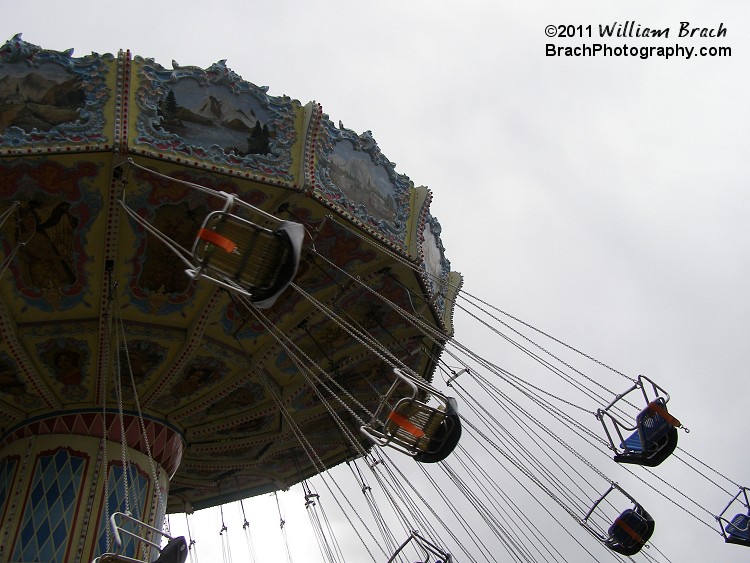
left=328, top=139, right=399, bottom=226
left=0, top=63, right=84, bottom=134
left=156, top=83, right=274, bottom=157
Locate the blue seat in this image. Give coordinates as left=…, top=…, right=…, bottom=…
left=614, top=398, right=678, bottom=467
left=726, top=514, right=750, bottom=545
left=606, top=507, right=654, bottom=556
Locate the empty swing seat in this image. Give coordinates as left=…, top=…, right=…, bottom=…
left=606, top=507, right=655, bottom=556
left=615, top=398, right=679, bottom=467
left=98, top=538, right=187, bottom=563
left=386, top=396, right=462, bottom=463
left=597, top=375, right=682, bottom=468
left=95, top=512, right=188, bottom=563
left=361, top=368, right=461, bottom=463
left=725, top=514, right=750, bottom=545
left=190, top=211, right=304, bottom=308
left=583, top=482, right=655, bottom=557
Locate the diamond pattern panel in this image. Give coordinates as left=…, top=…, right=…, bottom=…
left=94, top=462, right=150, bottom=558
left=12, top=448, right=87, bottom=563
left=0, top=456, right=18, bottom=519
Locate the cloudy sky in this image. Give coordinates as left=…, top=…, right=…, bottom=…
left=5, top=0, right=749, bottom=561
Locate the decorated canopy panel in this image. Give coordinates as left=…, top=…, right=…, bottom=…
left=0, top=35, right=461, bottom=513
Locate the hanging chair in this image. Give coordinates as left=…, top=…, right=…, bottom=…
left=386, top=530, right=453, bottom=562
left=718, top=487, right=750, bottom=546
left=360, top=368, right=461, bottom=463
left=93, top=512, right=187, bottom=563
left=596, top=375, right=681, bottom=467
left=119, top=159, right=304, bottom=309
left=582, top=483, right=654, bottom=556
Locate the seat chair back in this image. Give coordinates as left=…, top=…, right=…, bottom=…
left=92, top=512, right=187, bottom=563
left=597, top=376, right=680, bottom=467
left=718, top=487, right=750, bottom=546
left=361, top=369, right=461, bottom=462
left=189, top=211, right=303, bottom=308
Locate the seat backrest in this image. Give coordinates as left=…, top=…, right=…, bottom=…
left=605, top=507, right=654, bottom=556
left=192, top=213, right=303, bottom=307
left=154, top=536, right=188, bottom=563
left=637, top=399, right=672, bottom=446
left=385, top=400, right=443, bottom=449
left=609, top=509, right=648, bottom=546
left=727, top=514, right=750, bottom=543
left=196, top=213, right=291, bottom=286
left=414, top=398, right=461, bottom=463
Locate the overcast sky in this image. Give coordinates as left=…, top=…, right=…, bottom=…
left=5, top=0, right=750, bottom=561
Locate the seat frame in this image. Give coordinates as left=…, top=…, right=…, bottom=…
left=386, top=530, right=453, bottom=563
left=119, top=159, right=303, bottom=309
left=581, top=483, right=654, bottom=556
left=717, top=486, right=750, bottom=546
left=596, top=375, right=680, bottom=467
left=92, top=511, right=187, bottom=563
left=360, top=368, right=461, bottom=463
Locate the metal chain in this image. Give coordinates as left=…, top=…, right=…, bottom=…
left=675, top=446, right=742, bottom=491
left=101, top=298, right=113, bottom=551
left=113, top=321, right=130, bottom=516
left=117, top=307, right=165, bottom=522
left=234, top=292, right=372, bottom=441
left=461, top=290, right=632, bottom=382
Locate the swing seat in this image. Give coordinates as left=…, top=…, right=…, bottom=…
left=119, top=161, right=305, bottom=309
left=605, top=507, right=654, bottom=556
left=725, top=514, right=750, bottom=545
left=387, top=396, right=462, bottom=463
left=614, top=398, right=679, bottom=467
left=95, top=512, right=188, bottom=563
left=154, top=536, right=188, bottom=563
left=189, top=211, right=304, bottom=308
left=361, top=368, right=461, bottom=463
left=582, top=483, right=654, bottom=557
left=597, top=376, right=681, bottom=468
left=97, top=538, right=187, bottom=563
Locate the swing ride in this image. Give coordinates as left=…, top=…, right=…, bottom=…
left=0, top=35, right=747, bottom=563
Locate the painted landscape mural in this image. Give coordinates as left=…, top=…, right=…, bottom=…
left=0, top=65, right=84, bottom=134
left=156, top=85, right=273, bottom=157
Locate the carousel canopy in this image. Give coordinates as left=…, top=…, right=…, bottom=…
left=0, top=34, right=461, bottom=513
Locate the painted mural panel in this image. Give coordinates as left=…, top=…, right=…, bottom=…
left=36, top=337, right=90, bottom=402
left=132, top=57, right=298, bottom=180
left=0, top=35, right=112, bottom=148
left=157, top=356, right=231, bottom=410
left=0, top=159, right=101, bottom=310
left=0, top=351, right=42, bottom=410
left=421, top=214, right=452, bottom=315
left=312, top=118, right=412, bottom=249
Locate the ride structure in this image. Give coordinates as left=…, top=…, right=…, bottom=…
left=1, top=34, right=747, bottom=563
left=0, top=35, right=461, bottom=562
